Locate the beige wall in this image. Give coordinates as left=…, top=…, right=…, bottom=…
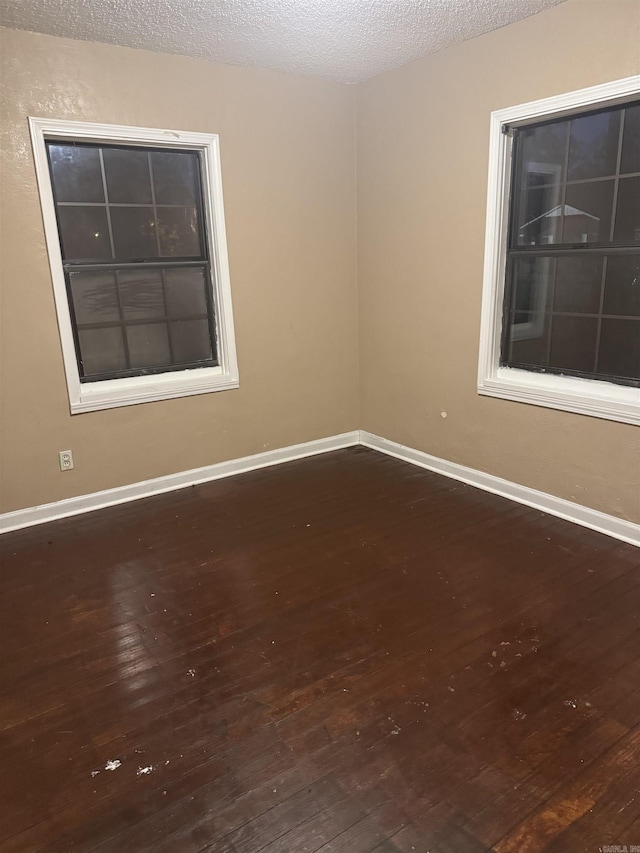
left=0, top=28, right=359, bottom=513
left=357, top=0, right=640, bottom=523
left=1, top=1, right=639, bottom=524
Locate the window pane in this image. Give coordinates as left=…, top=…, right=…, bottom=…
left=169, top=319, right=214, bottom=364
left=504, top=256, right=551, bottom=368
left=553, top=256, right=603, bottom=314
left=157, top=207, right=201, bottom=256
left=603, top=255, right=640, bottom=317
left=515, top=184, right=563, bottom=246
left=151, top=150, right=199, bottom=204
left=518, top=121, right=568, bottom=186
left=69, top=271, right=120, bottom=324
left=103, top=148, right=152, bottom=204
left=598, top=319, right=640, bottom=380
left=509, top=256, right=551, bottom=324
left=110, top=206, right=159, bottom=259
left=78, top=327, right=126, bottom=377
left=613, top=176, right=640, bottom=244
left=564, top=180, right=614, bottom=243
left=549, top=316, right=598, bottom=373
left=164, top=267, right=209, bottom=317
left=621, top=104, right=640, bottom=174
left=126, top=323, right=171, bottom=368
left=567, top=110, right=621, bottom=181
left=118, top=270, right=165, bottom=320
left=48, top=144, right=104, bottom=203
left=57, top=206, right=111, bottom=260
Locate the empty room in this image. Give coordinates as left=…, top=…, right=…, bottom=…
left=1, top=0, right=639, bottom=850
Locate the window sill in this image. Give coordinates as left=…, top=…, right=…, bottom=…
left=70, top=366, right=239, bottom=414
left=478, top=367, right=640, bottom=425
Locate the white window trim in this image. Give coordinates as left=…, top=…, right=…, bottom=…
left=477, top=76, right=640, bottom=426
left=29, top=117, right=239, bottom=414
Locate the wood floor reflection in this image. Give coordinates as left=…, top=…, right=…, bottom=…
left=1, top=447, right=638, bottom=852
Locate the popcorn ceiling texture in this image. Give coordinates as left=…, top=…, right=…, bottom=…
left=0, top=0, right=565, bottom=82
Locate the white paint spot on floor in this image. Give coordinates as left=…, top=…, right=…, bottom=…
left=564, top=699, right=578, bottom=709
left=104, top=759, right=121, bottom=771
left=137, top=765, right=154, bottom=776
left=188, top=669, right=196, bottom=677
left=90, top=770, right=100, bottom=777
left=512, top=709, right=527, bottom=721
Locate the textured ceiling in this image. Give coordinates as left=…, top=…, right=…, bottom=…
left=0, top=0, right=566, bottom=82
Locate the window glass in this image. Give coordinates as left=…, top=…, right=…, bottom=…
left=620, top=104, right=640, bottom=174
left=78, top=327, right=127, bottom=377
left=57, top=206, right=111, bottom=260
left=502, top=101, right=640, bottom=387
left=151, top=151, right=199, bottom=204
left=46, top=140, right=219, bottom=381
left=118, top=270, right=166, bottom=320
left=126, top=324, right=172, bottom=369
left=567, top=110, right=621, bottom=181
left=603, top=255, right=640, bottom=316
left=69, top=271, right=120, bottom=324
left=48, top=144, right=104, bottom=203
left=103, top=147, right=152, bottom=204
left=613, top=176, right=640, bottom=244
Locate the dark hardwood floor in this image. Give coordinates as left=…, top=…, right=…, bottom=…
left=1, top=446, right=639, bottom=852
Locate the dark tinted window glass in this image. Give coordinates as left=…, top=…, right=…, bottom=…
left=553, top=256, right=603, bottom=314
left=57, top=206, right=111, bottom=260
left=621, top=104, right=640, bottom=174
left=505, top=256, right=551, bottom=368
left=563, top=180, right=614, bottom=244
left=78, top=327, right=126, bottom=377
left=598, top=319, right=640, bottom=379
left=48, top=144, right=104, bottom=203
left=169, top=319, right=213, bottom=363
left=70, top=271, right=120, bottom=324
left=603, top=255, right=640, bottom=316
left=110, top=207, right=159, bottom=260
left=613, top=176, right=640, bottom=244
left=151, top=151, right=199, bottom=204
left=126, top=323, right=171, bottom=369
left=548, top=316, right=598, bottom=373
left=508, top=255, right=551, bottom=325
left=515, top=184, right=563, bottom=246
left=503, top=101, right=640, bottom=386
left=103, top=148, right=152, bottom=204
left=47, top=140, right=217, bottom=381
left=519, top=121, right=568, bottom=185
left=567, top=110, right=621, bottom=181
left=164, top=267, right=209, bottom=317
left=118, top=270, right=165, bottom=320
left=157, top=207, right=201, bottom=256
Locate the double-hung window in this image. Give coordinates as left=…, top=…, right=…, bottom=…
left=478, top=77, right=640, bottom=425
left=30, top=119, right=238, bottom=413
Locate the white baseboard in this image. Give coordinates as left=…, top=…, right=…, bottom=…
left=0, top=431, right=360, bottom=535
left=360, top=431, right=639, bottom=548
left=1, top=428, right=638, bottom=547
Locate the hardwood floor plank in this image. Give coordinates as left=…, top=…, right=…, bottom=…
left=0, top=447, right=637, bottom=852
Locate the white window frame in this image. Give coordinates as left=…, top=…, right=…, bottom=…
left=29, top=117, right=239, bottom=414
left=477, top=76, right=640, bottom=426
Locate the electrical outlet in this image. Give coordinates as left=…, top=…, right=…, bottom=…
left=58, top=450, right=74, bottom=471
